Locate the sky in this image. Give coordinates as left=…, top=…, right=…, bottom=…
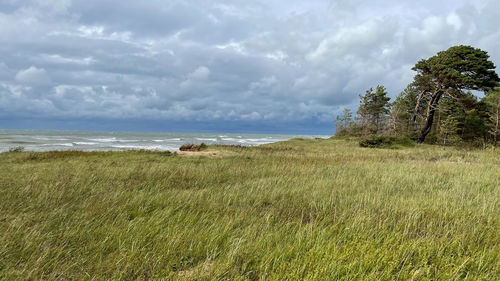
left=1, top=0, right=499, bottom=135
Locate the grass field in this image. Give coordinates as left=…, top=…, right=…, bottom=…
left=0, top=138, right=499, bottom=280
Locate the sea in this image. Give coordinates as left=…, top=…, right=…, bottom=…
left=0, top=130, right=328, bottom=152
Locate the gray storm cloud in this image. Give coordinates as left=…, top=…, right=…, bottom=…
left=0, top=0, right=499, bottom=131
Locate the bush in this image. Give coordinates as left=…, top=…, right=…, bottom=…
left=334, top=123, right=366, bottom=137
left=392, top=136, right=415, bottom=147
left=211, top=144, right=246, bottom=149
left=179, top=143, right=208, bottom=152
left=8, top=146, right=25, bottom=152
left=359, top=136, right=415, bottom=149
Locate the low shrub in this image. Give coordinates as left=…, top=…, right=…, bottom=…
left=359, top=136, right=415, bottom=149
left=392, top=136, right=415, bottom=147
left=8, top=146, right=25, bottom=152
left=24, top=150, right=109, bottom=161
left=211, top=144, right=247, bottom=149
left=179, top=143, right=208, bottom=151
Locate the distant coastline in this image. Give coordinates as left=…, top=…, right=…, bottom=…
left=0, top=129, right=328, bottom=153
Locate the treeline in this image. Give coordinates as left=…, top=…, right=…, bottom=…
left=335, top=45, right=500, bottom=147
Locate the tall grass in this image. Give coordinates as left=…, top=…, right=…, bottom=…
left=0, top=139, right=498, bottom=280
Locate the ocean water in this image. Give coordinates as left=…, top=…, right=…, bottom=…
left=0, top=130, right=327, bottom=152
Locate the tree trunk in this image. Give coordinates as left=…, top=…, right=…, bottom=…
left=412, top=89, right=425, bottom=124
left=494, top=107, right=499, bottom=147
left=436, top=105, right=441, bottom=135
left=417, top=91, right=443, bottom=143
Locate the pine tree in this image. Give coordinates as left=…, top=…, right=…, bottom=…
left=484, top=88, right=500, bottom=146
left=411, top=45, right=500, bottom=143
left=439, top=116, right=460, bottom=146
left=357, top=85, right=391, bottom=135
left=334, top=108, right=354, bottom=136
left=390, top=84, right=423, bottom=137
left=434, top=92, right=489, bottom=145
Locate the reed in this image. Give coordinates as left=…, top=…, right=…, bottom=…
left=0, top=138, right=498, bottom=280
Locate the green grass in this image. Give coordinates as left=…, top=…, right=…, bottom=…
left=0, top=139, right=499, bottom=280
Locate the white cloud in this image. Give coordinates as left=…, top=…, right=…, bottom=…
left=446, top=12, right=463, bottom=30
left=43, top=54, right=96, bottom=65
left=15, top=66, right=51, bottom=85
left=188, top=66, right=210, bottom=80
left=250, top=76, right=278, bottom=90
left=306, top=18, right=399, bottom=63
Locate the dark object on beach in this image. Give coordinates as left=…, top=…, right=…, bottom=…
left=179, top=143, right=208, bottom=151
left=8, top=146, right=25, bottom=152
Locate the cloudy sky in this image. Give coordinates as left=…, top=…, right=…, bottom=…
left=1, top=0, right=499, bottom=134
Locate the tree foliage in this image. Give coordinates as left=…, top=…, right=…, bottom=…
left=484, top=87, right=500, bottom=146
left=438, top=115, right=460, bottom=146
left=357, top=85, right=391, bottom=135
left=335, top=45, right=500, bottom=147
left=334, top=108, right=355, bottom=135
left=411, top=45, right=500, bottom=142
left=390, top=84, right=421, bottom=137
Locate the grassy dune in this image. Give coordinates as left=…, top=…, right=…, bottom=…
left=0, top=138, right=499, bottom=280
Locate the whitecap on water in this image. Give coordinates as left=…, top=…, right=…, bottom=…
left=0, top=130, right=324, bottom=152
left=87, top=137, right=117, bottom=143
left=49, top=143, right=74, bottom=147
left=196, top=138, right=217, bottom=142
left=111, top=144, right=177, bottom=150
